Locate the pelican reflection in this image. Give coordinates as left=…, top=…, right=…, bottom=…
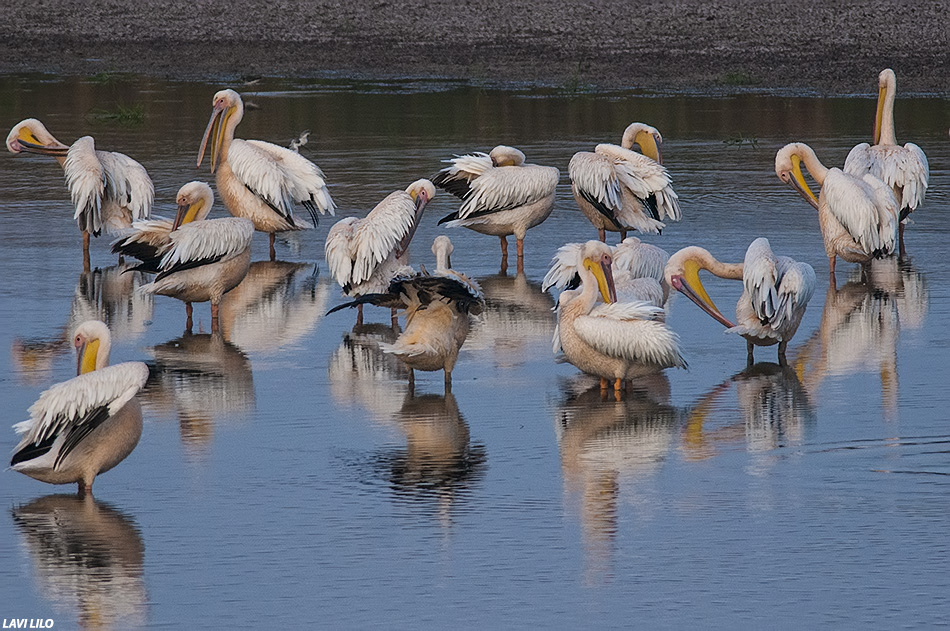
left=328, top=324, right=410, bottom=420
left=683, top=362, right=816, bottom=462
left=11, top=494, right=146, bottom=630
left=554, top=375, right=680, bottom=584
left=143, top=331, right=255, bottom=457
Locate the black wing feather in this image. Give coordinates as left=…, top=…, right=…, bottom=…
left=155, top=254, right=226, bottom=281
left=431, top=170, right=473, bottom=200
left=55, top=406, right=112, bottom=469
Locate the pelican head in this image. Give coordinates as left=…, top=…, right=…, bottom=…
left=432, top=235, right=453, bottom=271
left=73, top=320, right=112, bottom=375
left=6, top=118, right=70, bottom=156
left=874, top=68, right=896, bottom=145
left=775, top=143, right=819, bottom=210
left=578, top=240, right=617, bottom=303
left=620, top=122, right=663, bottom=163
left=664, top=246, right=736, bottom=328
left=395, top=179, right=436, bottom=258
left=172, top=181, right=215, bottom=230
left=489, top=145, right=526, bottom=167
left=197, top=89, right=244, bottom=172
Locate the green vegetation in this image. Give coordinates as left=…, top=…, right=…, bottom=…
left=88, top=103, right=147, bottom=125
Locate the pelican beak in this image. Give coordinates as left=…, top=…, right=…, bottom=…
left=172, top=202, right=189, bottom=231
left=787, top=155, right=819, bottom=210
left=670, top=262, right=736, bottom=328
left=75, top=337, right=100, bottom=375
left=636, top=130, right=661, bottom=163
left=198, top=101, right=231, bottom=172
left=873, top=82, right=886, bottom=145
left=395, top=188, right=429, bottom=258
left=585, top=255, right=617, bottom=303
left=12, top=136, right=69, bottom=156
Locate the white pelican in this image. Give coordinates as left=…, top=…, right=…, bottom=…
left=543, top=237, right=669, bottom=307
left=664, top=238, right=816, bottom=363
left=325, top=179, right=434, bottom=326
left=568, top=122, right=681, bottom=242
left=10, top=321, right=149, bottom=495
left=112, top=181, right=215, bottom=273
left=556, top=241, right=686, bottom=396
left=6, top=118, right=154, bottom=270
left=775, top=142, right=898, bottom=280
left=844, top=69, right=929, bottom=255
left=328, top=238, right=485, bottom=388
left=197, top=89, right=335, bottom=260
left=139, top=199, right=254, bottom=332
left=434, top=145, right=559, bottom=273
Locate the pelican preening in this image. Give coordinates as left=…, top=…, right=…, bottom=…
left=555, top=241, right=686, bottom=396
left=568, top=122, right=681, bottom=242
left=10, top=321, right=148, bottom=495
left=844, top=69, right=929, bottom=256
left=6, top=118, right=154, bottom=271
left=434, top=145, right=559, bottom=273
left=665, top=238, right=816, bottom=363
left=775, top=142, right=898, bottom=280
left=328, top=237, right=485, bottom=388
left=325, top=179, right=434, bottom=326
left=137, top=185, right=255, bottom=332
left=197, top=89, right=335, bottom=260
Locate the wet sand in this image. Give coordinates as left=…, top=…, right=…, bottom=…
left=3, top=0, right=948, bottom=93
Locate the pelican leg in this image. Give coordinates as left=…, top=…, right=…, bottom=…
left=499, top=237, right=509, bottom=273
left=746, top=340, right=755, bottom=367
left=828, top=256, right=837, bottom=288
left=408, top=368, right=415, bottom=391
left=778, top=341, right=788, bottom=366
left=356, top=304, right=364, bottom=327
left=444, top=369, right=452, bottom=388
left=185, top=302, right=194, bottom=331
left=619, top=230, right=628, bottom=241
left=77, top=479, right=92, bottom=497
left=391, top=307, right=399, bottom=329
left=600, top=377, right=608, bottom=391
left=269, top=233, right=277, bottom=261
left=211, top=302, right=219, bottom=334
left=898, top=222, right=907, bottom=258
left=82, top=231, right=91, bottom=273
left=613, top=378, right=624, bottom=401
left=516, top=238, right=525, bottom=274
left=598, top=228, right=606, bottom=243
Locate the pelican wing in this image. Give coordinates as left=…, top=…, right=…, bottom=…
left=245, top=139, right=335, bottom=220
left=454, top=164, right=559, bottom=220
left=156, top=217, right=254, bottom=279
left=13, top=362, right=149, bottom=451
left=612, top=237, right=670, bottom=281
left=845, top=142, right=929, bottom=212
left=896, top=143, right=929, bottom=211
left=773, top=260, right=816, bottom=328
left=97, top=150, right=154, bottom=222
left=742, top=238, right=779, bottom=323
left=432, top=152, right=494, bottom=200
left=595, top=144, right=681, bottom=221
left=569, top=151, right=624, bottom=220
left=823, top=170, right=897, bottom=257
left=351, top=192, right=416, bottom=285
left=616, top=276, right=665, bottom=307
left=64, top=137, right=106, bottom=236
left=324, top=217, right=359, bottom=286
left=392, top=274, right=485, bottom=314
left=111, top=217, right=174, bottom=271
left=226, top=139, right=303, bottom=224
left=542, top=242, right=584, bottom=292
left=574, top=307, right=686, bottom=368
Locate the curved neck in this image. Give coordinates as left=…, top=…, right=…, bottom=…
left=875, top=79, right=897, bottom=146
left=796, top=144, right=829, bottom=186
left=668, top=247, right=743, bottom=281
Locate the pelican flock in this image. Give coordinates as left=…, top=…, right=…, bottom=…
left=5, top=68, right=935, bottom=494
left=6, top=118, right=154, bottom=270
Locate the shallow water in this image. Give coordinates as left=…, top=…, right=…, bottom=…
left=1, top=76, right=950, bottom=628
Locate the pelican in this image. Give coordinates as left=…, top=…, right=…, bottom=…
left=139, top=197, right=254, bottom=332
left=844, top=69, right=928, bottom=255
left=543, top=237, right=669, bottom=307
left=568, top=122, right=681, bottom=242
left=10, top=321, right=149, bottom=495
left=325, top=179, right=434, bottom=326
left=665, top=238, right=816, bottom=363
left=328, top=238, right=485, bottom=388
left=775, top=142, right=898, bottom=279
left=111, top=181, right=215, bottom=273
left=6, top=118, right=154, bottom=270
left=556, top=241, right=686, bottom=396
left=197, top=89, right=335, bottom=260
left=434, top=145, right=559, bottom=273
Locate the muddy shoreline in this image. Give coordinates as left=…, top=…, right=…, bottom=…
left=2, top=1, right=949, bottom=95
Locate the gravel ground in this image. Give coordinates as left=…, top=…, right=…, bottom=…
left=3, top=0, right=949, bottom=93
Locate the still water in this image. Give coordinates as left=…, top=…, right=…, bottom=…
left=1, top=76, right=949, bottom=628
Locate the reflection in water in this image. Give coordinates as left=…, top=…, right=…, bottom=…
left=11, top=494, right=146, bottom=630
left=793, top=258, right=927, bottom=422
left=328, top=325, right=410, bottom=420
left=11, top=265, right=153, bottom=384
left=683, top=362, right=816, bottom=462
left=144, top=332, right=255, bottom=458
left=554, top=375, right=680, bottom=584
left=219, top=261, right=330, bottom=354
left=377, top=391, right=487, bottom=529
left=466, top=272, right=555, bottom=368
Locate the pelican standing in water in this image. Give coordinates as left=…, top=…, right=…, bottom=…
left=197, top=89, right=335, bottom=260
left=844, top=69, right=928, bottom=256
left=555, top=241, right=686, bottom=397
left=569, top=122, right=681, bottom=242
left=328, top=237, right=484, bottom=389
left=6, top=119, right=154, bottom=271
left=664, top=238, right=816, bottom=364
left=10, top=320, right=149, bottom=495
left=775, top=142, right=898, bottom=281
left=112, top=181, right=215, bottom=273
left=139, top=191, right=254, bottom=332
left=434, top=145, right=559, bottom=273
left=325, top=179, right=434, bottom=326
